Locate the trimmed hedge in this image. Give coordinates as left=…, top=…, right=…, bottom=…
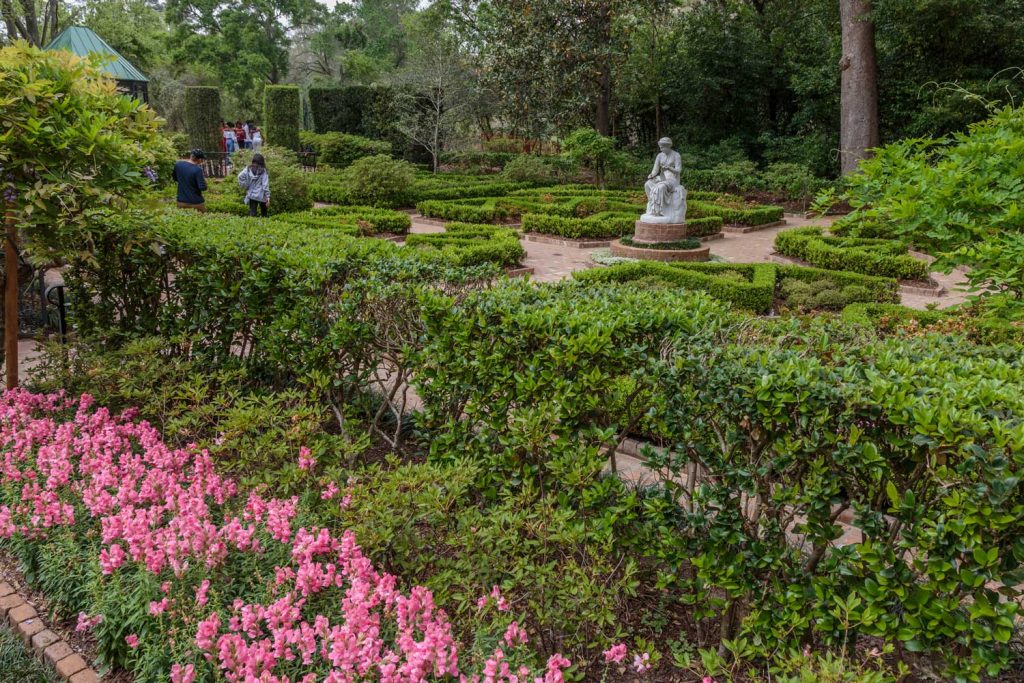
left=311, top=206, right=412, bottom=234
left=263, top=85, right=300, bottom=151
left=576, top=262, right=777, bottom=313
left=308, top=86, right=367, bottom=134
left=521, top=213, right=634, bottom=239
left=299, top=131, right=391, bottom=168
left=405, top=222, right=525, bottom=268
left=417, top=199, right=509, bottom=223
left=576, top=259, right=899, bottom=314
left=183, top=86, right=221, bottom=153
left=775, top=227, right=929, bottom=280
left=841, top=302, right=949, bottom=328
left=689, top=200, right=784, bottom=227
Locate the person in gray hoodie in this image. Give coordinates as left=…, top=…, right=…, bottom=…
left=238, top=153, right=270, bottom=217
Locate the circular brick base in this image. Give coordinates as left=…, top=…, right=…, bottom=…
left=633, top=221, right=690, bottom=243
left=609, top=240, right=710, bottom=262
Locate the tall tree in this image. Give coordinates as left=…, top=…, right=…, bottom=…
left=165, top=0, right=319, bottom=113
left=839, top=0, right=879, bottom=174
left=393, top=9, right=472, bottom=171
left=1, top=0, right=59, bottom=46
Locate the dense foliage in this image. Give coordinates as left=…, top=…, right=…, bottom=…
left=182, top=86, right=221, bottom=152
left=263, top=84, right=301, bottom=151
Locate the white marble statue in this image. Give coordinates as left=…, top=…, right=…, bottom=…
left=642, top=137, right=687, bottom=224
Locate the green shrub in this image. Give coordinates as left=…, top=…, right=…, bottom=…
left=311, top=205, right=412, bottom=234
left=416, top=199, right=508, bottom=223
left=230, top=149, right=312, bottom=214
left=405, top=223, right=525, bottom=268
left=263, top=85, right=300, bottom=151
left=340, top=155, right=417, bottom=207
left=776, top=263, right=900, bottom=305
left=183, top=86, right=221, bottom=153
left=576, top=261, right=776, bottom=313
left=775, top=227, right=929, bottom=280
left=501, top=155, right=555, bottom=184
left=308, top=86, right=366, bottom=133
left=521, top=212, right=634, bottom=239
left=298, top=131, right=391, bottom=168
left=689, top=199, right=784, bottom=226
left=683, top=216, right=724, bottom=236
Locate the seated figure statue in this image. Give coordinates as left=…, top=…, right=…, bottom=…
left=642, top=137, right=687, bottom=224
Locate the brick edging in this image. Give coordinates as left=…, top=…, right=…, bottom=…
left=609, top=240, right=711, bottom=262
left=722, top=220, right=787, bottom=234
left=0, top=581, right=100, bottom=682
left=524, top=233, right=612, bottom=249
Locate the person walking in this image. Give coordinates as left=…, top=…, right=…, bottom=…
left=223, top=122, right=237, bottom=154
left=234, top=120, right=247, bottom=151
left=238, top=152, right=270, bottom=217
left=172, top=150, right=208, bottom=212
left=250, top=125, right=263, bottom=152
left=219, top=121, right=228, bottom=153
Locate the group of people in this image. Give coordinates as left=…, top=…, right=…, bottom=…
left=220, top=120, right=263, bottom=154
left=173, top=149, right=271, bottom=217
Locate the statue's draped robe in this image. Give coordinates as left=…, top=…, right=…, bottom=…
left=644, top=150, right=683, bottom=218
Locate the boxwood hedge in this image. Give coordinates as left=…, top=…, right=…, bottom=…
left=775, top=227, right=929, bottom=280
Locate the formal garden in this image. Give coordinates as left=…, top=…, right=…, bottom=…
left=2, top=1, right=1024, bottom=681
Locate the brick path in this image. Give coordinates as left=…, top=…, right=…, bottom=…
left=411, top=214, right=971, bottom=310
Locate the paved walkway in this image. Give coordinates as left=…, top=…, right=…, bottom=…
left=410, top=214, right=971, bottom=310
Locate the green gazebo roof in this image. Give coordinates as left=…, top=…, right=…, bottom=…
left=44, top=26, right=148, bottom=83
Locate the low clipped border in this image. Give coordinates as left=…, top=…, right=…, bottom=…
left=610, top=240, right=710, bottom=262
left=0, top=579, right=100, bottom=682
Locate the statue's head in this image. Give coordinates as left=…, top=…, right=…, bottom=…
left=658, top=137, right=673, bottom=152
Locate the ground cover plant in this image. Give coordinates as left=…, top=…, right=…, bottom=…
left=775, top=227, right=929, bottom=281
left=575, top=261, right=898, bottom=314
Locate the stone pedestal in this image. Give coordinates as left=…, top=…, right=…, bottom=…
left=607, top=219, right=714, bottom=263
left=633, top=221, right=690, bottom=244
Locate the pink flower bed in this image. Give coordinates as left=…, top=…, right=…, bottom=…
left=0, top=390, right=570, bottom=682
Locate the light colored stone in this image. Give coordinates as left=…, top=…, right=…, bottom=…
left=15, top=616, right=44, bottom=644
left=7, top=603, right=37, bottom=626
left=55, top=653, right=89, bottom=678
left=31, top=629, right=60, bottom=655
left=70, top=669, right=101, bottom=683
left=0, top=581, right=14, bottom=597
left=0, top=593, right=23, bottom=616
left=44, top=641, right=74, bottom=667
left=641, top=137, right=687, bottom=224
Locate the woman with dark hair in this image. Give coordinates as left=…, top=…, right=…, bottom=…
left=237, top=153, right=270, bottom=217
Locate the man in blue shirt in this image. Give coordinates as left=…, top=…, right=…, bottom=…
left=172, top=150, right=209, bottom=212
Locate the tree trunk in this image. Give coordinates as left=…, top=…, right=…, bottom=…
left=839, top=0, right=880, bottom=175
left=595, top=67, right=612, bottom=136
left=4, top=215, right=18, bottom=389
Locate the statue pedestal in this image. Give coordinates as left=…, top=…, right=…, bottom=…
left=608, top=220, right=713, bottom=263
left=633, top=221, right=690, bottom=244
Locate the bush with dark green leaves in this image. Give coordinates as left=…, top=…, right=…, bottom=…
left=775, top=227, right=929, bottom=280
left=405, top=222, right=525, bottom=268
left=263, top=85, right=300, bottom=151
left=338, top=155, right=417, bottom=208
left=229, top=146, right=312, bottom=214
left=520, top=212, right=634, bottom=239
left=183, top=86, right=221, bottom=153
left=299, top=131, right=391, bottom=168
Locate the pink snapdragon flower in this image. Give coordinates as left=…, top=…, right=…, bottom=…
left=125, top=634, right=139, bottom=648
left=297, top=447, right=316, bottom=471
left=603, top=643, right=627, bottom=663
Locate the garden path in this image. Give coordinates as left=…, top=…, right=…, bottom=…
left=409, top=213, right=972, bottom=310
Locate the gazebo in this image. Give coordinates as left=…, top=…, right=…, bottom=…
left=44, top=26, right=149, bottom=102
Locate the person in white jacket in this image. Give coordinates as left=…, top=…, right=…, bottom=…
left=238, top=153, right=270, bottom=217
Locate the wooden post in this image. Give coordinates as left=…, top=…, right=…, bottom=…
left=4, top=213, right=18, bottom=389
